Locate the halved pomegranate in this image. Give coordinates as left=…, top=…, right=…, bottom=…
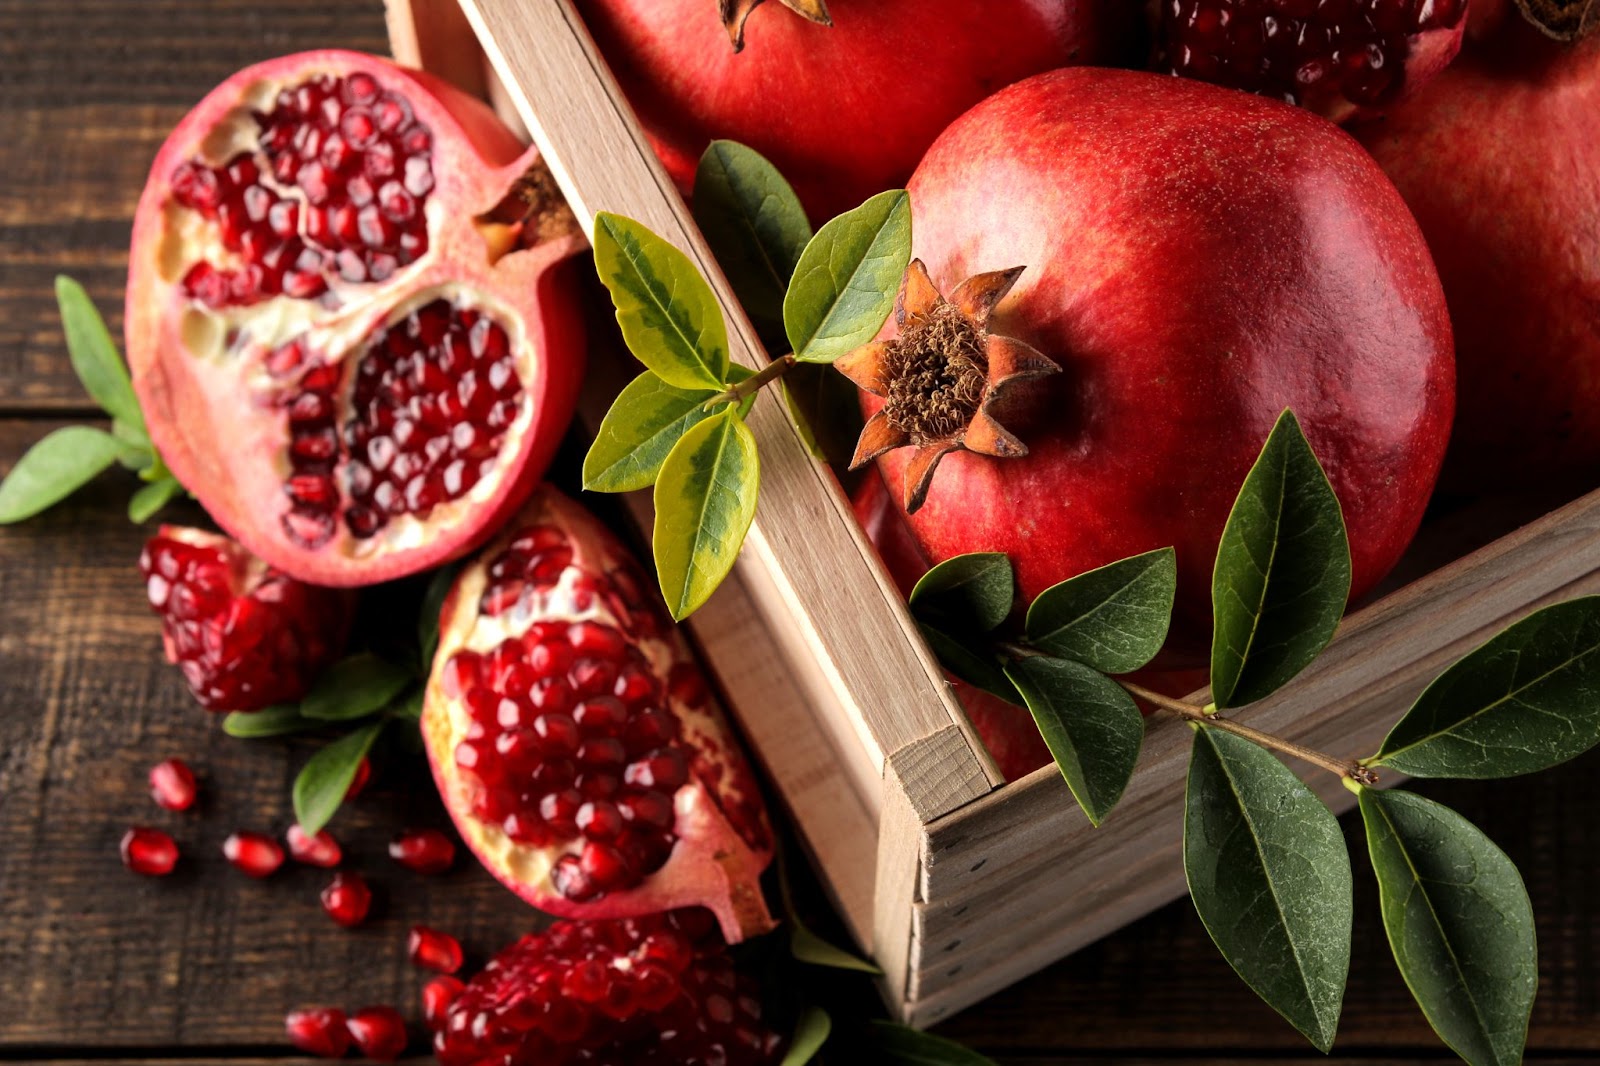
left=127, top=51, right=586, bottom=586
left=421, top=487, right=775, bottom=942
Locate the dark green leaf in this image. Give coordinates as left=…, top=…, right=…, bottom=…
left=1185, top=727, right=1352, bottom=1052
left=56, top=276, right=143, bottom=431
left=1372, top=596, right=1600, bottom=778
left=774, top=837, right=881, bottom=974
left=917, top=623, right=1022, bottom=706
left=1211, top=410, right=1351, bottom=708
left=593, top=212, right=729, bottom=390
left=299, top=654, right=413, bottom=721
left=693, top=140, right=811, bottom=339
left=866, top=1021, right=998, bottom=1065
left=582, top=367, right=753, bottom=492
left=909, top=552, right=1013, bottom=633
left=418, top=561, right=463, bottom=667
left=1360, top=788, right=1535, bottom=1066
left=293, top=721, right=384, bottom=835
left=653, top=407, right=760, bottom=620
left=128, top=474, right=183, bottom=523
left=1026, top=547, right=1177, bottom=673
left=222, top=703, right=319, bottom=738
left=781, top=361, right=865, bottom=466
left=388, top=687, right=424, bottom=723
left=1006, top=656, right=1144, bottom=825
left=0, top=426, right=136, bottom=523
left=784, top=190, right=912, bottom=364
left=779, top=1006, right=831, bottom=1066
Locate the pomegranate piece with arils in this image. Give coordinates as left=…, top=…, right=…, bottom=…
left=127, top=51, right=586, bottom=588
left=121, top=827, right=180, bottom=876
left=286, top=1007, right=352, bottom=1059
left=140, top=527, right=353, bottom=712
left=148, top=758, right=198, bottom=811
left=422, top=486, right=775, bottom=943
left=432, top=910, right=783, bottom=1066
left=389, top=827, right=456, bottom=874
left=1152, top=0, right=1467, bottom=120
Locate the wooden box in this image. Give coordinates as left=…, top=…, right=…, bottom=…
left=385, top=0, right=1600, bottom=1027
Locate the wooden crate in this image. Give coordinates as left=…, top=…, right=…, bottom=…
left=385, top=0, right=1600, bottom=1027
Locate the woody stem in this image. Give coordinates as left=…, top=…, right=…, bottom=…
left=703, top=353, right=797, bottom=410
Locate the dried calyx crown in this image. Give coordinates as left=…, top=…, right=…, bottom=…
left=837, top=259, right=1058, bottom=514
left=718, top=0, right=832, bottom=51
left=1515, top=0, right=1599, bottom=40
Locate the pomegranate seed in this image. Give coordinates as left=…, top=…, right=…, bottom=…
left=408, top=925, right=464, bottom=974
left=388, top=828, right=456, bottom=875
left=286, top=824, right=343, bottom=867
left=346, top=1005, right=407, bottom=1061
left=345, top=756, right=372, bottom=800
left=285, top=1007, right=351, bottom=1058
left=321, top=871, right=372, bottom=927
left=120, top=826, right=179, bottom=876
left=148, top=758, right=198, bottom=811
left=223, top=830, right=285, bottom=878
left=421, top=975, right=463, bottom=1030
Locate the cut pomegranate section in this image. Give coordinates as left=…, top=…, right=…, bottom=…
left=421, top=487, right=775, bottom=943
left=127, top=51, right=586, bottom=587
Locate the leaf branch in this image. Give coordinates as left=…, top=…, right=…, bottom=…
left=703, top=352, right=797, bottom=409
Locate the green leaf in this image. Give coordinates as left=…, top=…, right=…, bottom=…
left=693, top=140, right=812, bottom=339
left=774, top=837, right=881, bottom=974
left=293, top=721, right=384, bottom=835
left=1372, top=596, right=1600, bottom=778
left=909, top=552, right=1013, bottom=633
left=653, top=407, right=760, bottom=620
left=388, top=687, right=424, bottom=722
left=417, top=561, right=462, bottom=667
left=779, top=1006, right=831, bottom=1066
left=56, top=276, right=143, bottom=431
left=1210, top=409, right=1351, bottom=709
left=127, top=474, right=183, bottom=523
left=0, top=426, right=136, bottom=523
left=917, top=622, right=1022, bottom=706
left=781, top=361, right=865, bottom=466
left=1026, top=547, right=1177, bottom=674
left=138, top=447, right=172, bottom=484
left=1005, top=656, right=1143, bottom=825
left=1360, top=788, right=1536, bottom=1066
left=222, top=703, right=319, bottom=738
left=1185, top=727, right=1352, bottom=1052
left=593, top=211, right=729, bottom=391
left=865, top=1021, right=998, bottom=1065
left=298, top=654, right=413, bottom=721
left=783, top=189, right=912, bottom=364
left=582, top=367, right=754, bottom=493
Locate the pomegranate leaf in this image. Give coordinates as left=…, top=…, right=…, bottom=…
left=780, top=1005, right=832, bottom=1066
left=223, top=703, right=320, bottom=738
left=784, top=189, right=912, bottom=364
left=593, top=211, right=730, bottom=392
left=781, top=361, right=864, bottom=466
left=1210, top=409, right=1351, bottom=709
left=1026, top=547, right=1176, bottom=674
left=1005, top=656, right=1143, bottom=826
left=389, top=687, right=424, bottom=723
left=294, top=720, right=384, bottom=835
left=55, top=275, right=144, bottom=435
left=0, top=426, right=141, bottom=523
left=1185, top=726, right=1351, bottom=1053
left=584, top=367, right=754, bottom=493
left=910, top=551, right=1013, bottom=633
left=1360, top=788, right=1535, bottom=1066
left=418, top=561, right=463, bottom=667
left=1371, top=596, right=1600, bottom=779
left=128, top=474, right=183, bottom=524
left=693, top=140, right=811, bottom=345
left=917, top=622, right=1022, bottom=706
left=299, top=653, right=412, bottom=721
left=653, top=407, right=760, bottom=620
left=866, top=1020, right=998, bottom=1065
left=776, top=844, right=880, bottom=974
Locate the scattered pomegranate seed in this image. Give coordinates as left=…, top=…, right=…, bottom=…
left=345, top=756, right=373, bottom=800
left=421, top=975, right=464, bottom=1030
left=285, top=1007, right=352, bottom=1058
left=286, top=824, right=342, bottom=867
left=148, top=758, right=198, bottom=811
left=408, top=925, right=464, bottom=974
left=320, top=871, right=373, bottom=927
left=388, top=828, right=455, bottom=875
left=346, top=1005, right=408, bottom=1061
left=120, top=826, right=179, bottom=876
left=223, top=830, right=285, bottom=878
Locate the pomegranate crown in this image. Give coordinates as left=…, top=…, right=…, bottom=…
left=718, top=0, right=832, bottom=51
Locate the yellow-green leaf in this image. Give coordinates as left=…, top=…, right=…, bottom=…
left=652, top=407, right=760, bottom=620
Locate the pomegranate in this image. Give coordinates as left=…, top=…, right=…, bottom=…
left=148, top=758, right=198, bottom=811
left=287, top=824, right=343, bottom=867
left=421, top=486, right=775, bottom=942
left=121, top=827, right=180, bottom=877
left=422, top=976, right=465, bottom=1030
left=431, top=910, right=782, bottom=1066
left=223, top=829, right=286, bottom=878
left=140, top=526, right=353, bottom=712
left=857, top=69, right=1453, bottom=657
left=321, top=871, right=373, bottom=927
left=126, top=51, right=586, bottom=587
left=286, top=1007, right=352, bottom=1058
left=409, top=925, right=465, bottom=974
left=389, top=827, right=456, bottom=874
left=576, top=0, right=1136, bottom=221
left=1356, top=26, right=1600, bottom=489
left=346, top=1005, right=409, bottom=1062
left=1151, top=0, right=1468, bottom=121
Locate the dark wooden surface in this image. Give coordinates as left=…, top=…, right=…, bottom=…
left=3, top=1, right=1599, bottom=1062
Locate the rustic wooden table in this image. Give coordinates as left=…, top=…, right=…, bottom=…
left=3, top=2, right=1599, bottom=1063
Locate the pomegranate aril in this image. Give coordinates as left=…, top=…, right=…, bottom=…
left=320, top=871, right=372, bottom=927
left=409, top=925, right=464, bottom=974
left=223, top=830, right=285, bottom=878
left=286, top=1007, right=351, bottom=1059
left=389, top=827, right=456, bottom=875
left=286, top=824, right=343, bottom=867
left=346, top=1005, right=408, bottom=1062
left=121, top=826, right=179, bottom=876
left=148, top=758, right=198, bottom=811
left=421, top=976, right=464, bottom=1031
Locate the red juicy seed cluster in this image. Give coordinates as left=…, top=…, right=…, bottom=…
left=477, top=524, right=574, bottom=616
left=171, top=71, right=434, bottom=309
left=140, top=532, right=346, bottom=711
left=1156, top=0, right=1463, bottom=108
left=433, top=911, right=780, bottom=1066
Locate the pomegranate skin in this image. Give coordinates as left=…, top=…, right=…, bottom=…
left=877, top=69, right=1454, bottom=654
left=577, top=0, right=1136, bottom=221
left=1357, top=28, right=1600, bottom=490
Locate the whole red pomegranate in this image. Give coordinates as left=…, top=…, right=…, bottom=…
left=421, top=486, right=774, bottom=942
left=577, top=0, right=1135, bottom=221
left=127, top=51, right=585, bottom=587
left=1356, top=26, right=1600, bottom=489
left=862, top=69, right=1454, bottom=656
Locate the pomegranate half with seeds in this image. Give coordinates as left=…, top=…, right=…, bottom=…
left=127, top=51, right=586, bottom=587
left=421, top=486, right=774, bottom=942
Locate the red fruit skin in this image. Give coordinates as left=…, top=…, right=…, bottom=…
left=578, top=0, right=1137, bottom=221
left=126, top=51, right=586, bottom=588
left=148, top=758, right=198, bottom=811
left=1357, top=28, right=1600, bottom=490
left=873, top=69, right=1454, bottom=656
